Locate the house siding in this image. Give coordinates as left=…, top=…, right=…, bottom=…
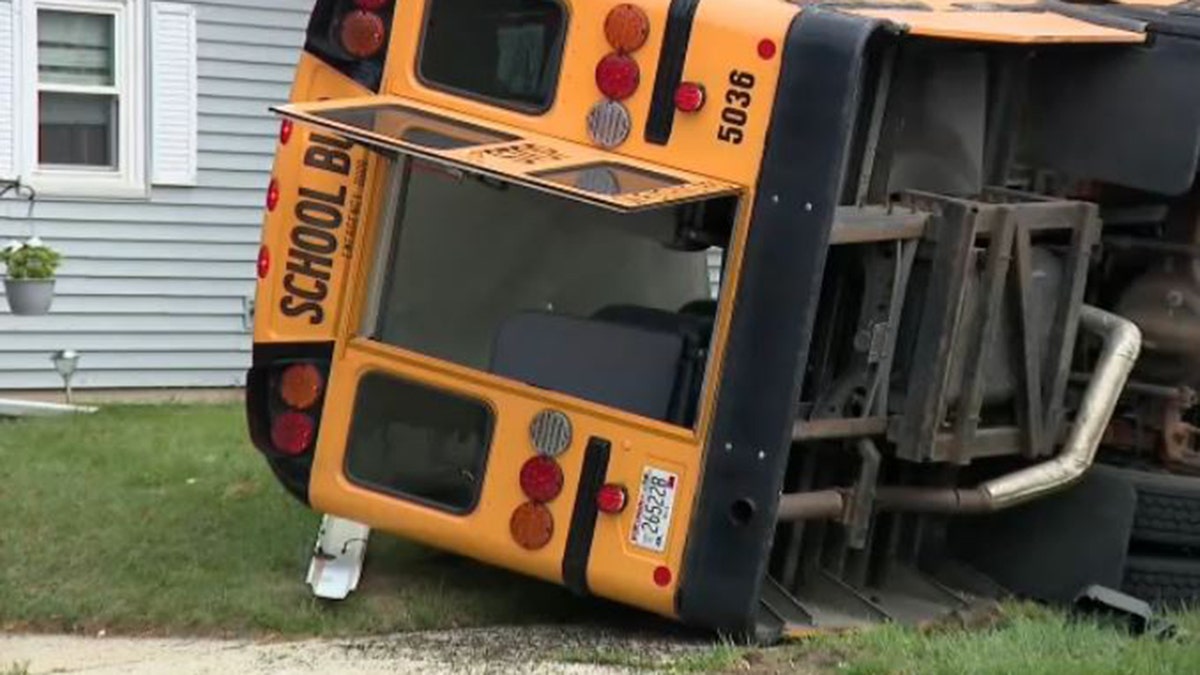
left=0, top=0, right=309, bottom=389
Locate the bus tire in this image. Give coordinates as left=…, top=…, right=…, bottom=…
left=1123, top=555, right=1200, bottom=608
left=1099, top=466, right=1200, bottom=548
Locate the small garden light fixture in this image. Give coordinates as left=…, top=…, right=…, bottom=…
left=51, top=349, right=80, bottom=404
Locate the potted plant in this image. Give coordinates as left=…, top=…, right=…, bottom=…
left=1, top=237, right=61, bottom=316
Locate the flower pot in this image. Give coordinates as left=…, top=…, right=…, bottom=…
left=5, top=278, right=55, bottom=316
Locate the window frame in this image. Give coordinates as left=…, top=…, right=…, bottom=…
left=15, top=0, right=146, bottom=198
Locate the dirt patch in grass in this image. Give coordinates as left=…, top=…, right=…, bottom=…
left=0, top=405, right=644, bottom=638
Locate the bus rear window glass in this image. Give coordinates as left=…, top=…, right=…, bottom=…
left=533, top=163, right=685, bottom=197
left=317, top=104, right=518, bottom=150
left=419, top=0, right=566, bottom=112
left=345, top=372, right=493, bottom=513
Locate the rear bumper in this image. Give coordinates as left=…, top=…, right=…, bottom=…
left=674, top=9, right=887, bottom=636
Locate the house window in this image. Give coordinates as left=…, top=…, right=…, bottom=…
left=18, top=0, right=146, bottom=197
left=37, top=10, right=118, bottom=168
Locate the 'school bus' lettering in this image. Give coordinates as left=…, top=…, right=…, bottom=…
left=280, top=133, right=355, bottom=325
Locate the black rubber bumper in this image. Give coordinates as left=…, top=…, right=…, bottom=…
left=675, top=9, right=887, bottom=636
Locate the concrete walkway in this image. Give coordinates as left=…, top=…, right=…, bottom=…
left=1, top=626, right=705, bottom=674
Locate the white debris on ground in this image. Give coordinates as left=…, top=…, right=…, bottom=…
left=0, top=625, right=712, bottom=675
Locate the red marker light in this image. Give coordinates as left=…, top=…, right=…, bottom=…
left=520, top=456, right=564, bottom=503
left=653, top=566, right=673, bottom=587
left=271, top=412, right=316, bottom=456
left=757, top=38, right=777, bottom=60
left=279, top=119, right=294, bottom=145
left=674, top=82, right=706, bottom=113
left=266, top=179, right=280, bottom=212
left=596, top=484, right=628, bottom=514
left=595, top=53, right=640, bottom=101
left=256, top=245, right=270, bottom=279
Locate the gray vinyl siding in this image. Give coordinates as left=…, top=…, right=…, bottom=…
left=0, top=0, right=310, bottom=390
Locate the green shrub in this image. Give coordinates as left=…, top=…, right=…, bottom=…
left=1, top=237, right=61, bottom=280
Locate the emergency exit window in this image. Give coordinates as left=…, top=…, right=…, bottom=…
left=419, top=0, right=566, bottom=113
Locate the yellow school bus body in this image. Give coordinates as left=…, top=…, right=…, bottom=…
left=255, top=0, right=796, bottom=618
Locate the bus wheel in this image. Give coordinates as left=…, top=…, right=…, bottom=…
left=1123, top=555, right=1200, bottom=609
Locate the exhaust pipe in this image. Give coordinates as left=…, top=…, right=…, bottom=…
left=779, top=305, right=1142, bottom=519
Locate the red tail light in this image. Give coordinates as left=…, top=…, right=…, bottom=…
left=256, top=245, right=270, bottom=279
left=520, top=456, right=564, bottom=503
left=271, top=412, right=316, bottom=456
left=596, top=53, right=640, bottom=101
left=340, top=10, right=386, bottom=59
left=596, top=484, right=628, bottom=514
left=279, top=119, right=294, bottom=145
left=279, top=363, right=325, bottom=410
left=266, top=179, right=280, bottom=212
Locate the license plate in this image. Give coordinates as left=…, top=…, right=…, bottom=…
left=630, top=467, right=678, bottom=553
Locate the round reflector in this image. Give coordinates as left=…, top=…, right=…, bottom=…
left=279, top=119, right=294, bottom=145
left=653, top=565, right=673, bottom=587
left=256, top=245, right=270, bottom=280
left=280, top=363, right=324, bottom=410
left=595, top=53, right=640, bottom=101
left=340, top=10, right=386, bottom=59
left=674, top=82, right=706, bottom=113
left=757, top=38, right=777, bottom=60
left=587, top=100, right=632, bottom=149
left=266, top=179, right=280, bottom=212
left=510, top=502, right=554, bottom=550
left=596, top=484, right=628, bottom=514
left=271, top=412, right=315, bottom=456
left=530, top=409, right=572, bottom=457
left=520, top=456, right=564, bottom=503
left=605, top=4, right=650, bottom=53
left=355, top=0, right=392, bottom=9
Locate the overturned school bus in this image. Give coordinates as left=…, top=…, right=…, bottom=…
left=247, top=0, right=1200, bottom=638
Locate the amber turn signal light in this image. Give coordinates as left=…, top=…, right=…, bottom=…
left=605, top=4, right=650, bottom=53
left=279, top=363, right=325, bottom=411
left=340, top=10, right=386, bottom=59
left=511, top=502, right=554, bottom=550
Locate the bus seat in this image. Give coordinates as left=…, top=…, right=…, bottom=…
left=490, top=311, right=686, bottom=423
left=592, top=304, right=714, bottom=426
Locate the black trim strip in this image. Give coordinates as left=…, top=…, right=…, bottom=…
left=563, top=437, right=612, bottom=595
left=675, top=9, right=887, bottom=636
left=645, top=0, right=701, bottom=145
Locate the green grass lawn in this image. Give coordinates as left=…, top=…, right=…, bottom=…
left=773, top=605, right=1200, bottom=675
left=0, top=404, right=601, bottom=637
left=1, top=404, right=1198, bottom=675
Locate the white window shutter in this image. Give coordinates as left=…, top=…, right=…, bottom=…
left=151, top=2, right=198, bottom=186
left=0, top=2, right=16, bottom=180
